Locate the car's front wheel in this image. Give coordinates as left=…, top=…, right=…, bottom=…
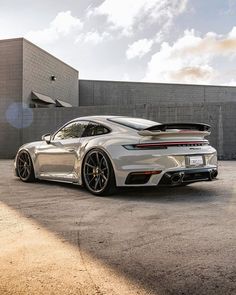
left=16, top=150, right=36, bottom=182
left=82, top=149, right=116, bottom=196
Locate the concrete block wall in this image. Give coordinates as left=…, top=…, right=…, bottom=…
left=19, top=102, right=236, bottom=160
left=23, top=39, right=79, bottom=107
left=79, top=79, right=236, bottom=106
left=0, top=38, right=23, bottom=158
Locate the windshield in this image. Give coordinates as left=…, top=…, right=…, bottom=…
left=108, top=117, right=160, bottom=130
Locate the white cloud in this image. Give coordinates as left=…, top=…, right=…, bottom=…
left=75, top=31, right=110, bottom=44
left=89, top=0, right=188, bottom=35
left=126, top=38, right=154, bottom=59
left=155, top=31, right=164, bottom=44
left=25, top=11, right=83, bottom=44
left=143, top=27, right=236, bottom=84
left=126, top=32, right=164, bottom=60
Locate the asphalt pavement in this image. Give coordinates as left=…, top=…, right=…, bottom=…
left=0, top=160, right=236, bottom=295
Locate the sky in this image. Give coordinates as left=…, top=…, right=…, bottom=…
left=1, top=0, right=236, bottom=85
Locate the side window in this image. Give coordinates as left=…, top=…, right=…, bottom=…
left=54, top=121, right=88, bottom=140
left=83, top=123, right=110, bottom=137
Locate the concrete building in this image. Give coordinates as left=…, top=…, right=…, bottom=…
left=0, top=38, right=78, bottom=158
left=0, top=37, right=236, bottom=159
left=0, top=38, right=78, bottom=107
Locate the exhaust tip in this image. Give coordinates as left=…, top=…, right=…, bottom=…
left=171, top=172, right=184, bottom=185
left=209, top=169, right=218, bottom=180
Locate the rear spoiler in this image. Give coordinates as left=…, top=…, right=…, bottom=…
left=144, top=123, right=211, bottom=132
left=138, top=123, right=211, bottom=137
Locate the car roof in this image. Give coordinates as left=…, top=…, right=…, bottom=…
left=72, top=115, right=123, bottom=121
left=69, top=115, right=130, bottom=125
left=67, top=115, right=160, bottom=132
left=66, top=115, right=129, bottom=130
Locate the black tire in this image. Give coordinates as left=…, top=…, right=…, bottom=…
left=82, top=149, right=116, bottom=196
left=16, top=150, right=36, bottom=182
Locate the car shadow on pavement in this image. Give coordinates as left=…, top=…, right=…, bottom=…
left=34, top=178, right=217, bottom=203
left=115, top=184, right=217, bottom=202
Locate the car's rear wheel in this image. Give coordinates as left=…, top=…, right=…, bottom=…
left=83, top=149, right=116, bottom=196
left=16, top=150, right=36, bottom=182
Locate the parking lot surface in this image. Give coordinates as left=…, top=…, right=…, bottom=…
left=0, top=160, right=236, bottom=295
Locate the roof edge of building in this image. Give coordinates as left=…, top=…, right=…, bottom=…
left=79, top=79, right=236, bottom=89
left=0, top=37, right=24, bottom=43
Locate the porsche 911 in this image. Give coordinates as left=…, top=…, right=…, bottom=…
left=14, top=116, right=218, bottom=195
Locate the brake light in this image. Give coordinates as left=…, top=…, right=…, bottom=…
left=123, top=141, right=208, bottom=150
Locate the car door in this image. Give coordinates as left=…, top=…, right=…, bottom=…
left=36, top=120, right=89, bottom=181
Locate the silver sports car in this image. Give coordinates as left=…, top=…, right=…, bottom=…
left=14, top=116, right=218, bottom=195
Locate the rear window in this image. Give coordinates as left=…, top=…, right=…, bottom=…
left=108, top=117, right=159, bottom=130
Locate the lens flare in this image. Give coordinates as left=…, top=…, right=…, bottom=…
left=5, top=103, right=33, bottom=129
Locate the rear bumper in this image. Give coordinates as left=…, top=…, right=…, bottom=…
left=124, top=167, right=218, bottom=186
left=158, top=167, right=218, bottom=186
left=108, top=143, right=218, bottom=186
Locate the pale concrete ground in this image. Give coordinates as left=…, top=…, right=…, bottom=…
left=0, top=160, right=236, bottom=295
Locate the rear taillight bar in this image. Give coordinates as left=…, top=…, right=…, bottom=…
left=123, top=141, right=208, bottom=150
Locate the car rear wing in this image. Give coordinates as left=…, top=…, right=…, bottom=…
left=138, top=123, right=211, bottom=138
left=144, top=123, right=211, bottom=132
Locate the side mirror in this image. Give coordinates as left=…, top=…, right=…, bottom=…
left=42, top=133, right=51, bottom=144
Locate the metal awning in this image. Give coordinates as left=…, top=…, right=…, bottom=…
left=32, top=91, right=56, bottom=104
left=55, top=99, right=72, bottom=107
